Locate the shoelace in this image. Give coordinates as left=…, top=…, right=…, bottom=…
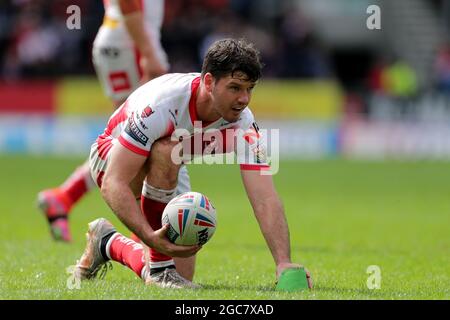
left=161, top=268, right=170, bottom=284
left=165, top=269, right=195, bottom=287
left=158, top=269, right=180, bottom=286
left=149, top=268, right=199, bottom=289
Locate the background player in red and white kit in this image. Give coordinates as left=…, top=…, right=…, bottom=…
left=72, top=39, right=312, bottom=289
left=37, top=0, right=168, bottom=242
left=94, top=0, right=168, bottom=106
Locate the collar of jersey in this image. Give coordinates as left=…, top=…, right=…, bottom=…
left=189, top=76, right=217, bottom=128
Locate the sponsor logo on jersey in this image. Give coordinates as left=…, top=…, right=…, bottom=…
left=141, top=106, right=154, bottom=118
left=139, top=120, right=148, bottom=130
left=100, top=47, right=120, bottom=58
left=243, top=128, right=261, bottom=145
left=125, top=114, right=148, bottom=146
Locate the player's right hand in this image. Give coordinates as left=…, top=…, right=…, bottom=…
left=148, top=224, right=201, bottom=257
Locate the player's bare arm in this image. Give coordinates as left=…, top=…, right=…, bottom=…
left=240, top=170, right=290, bottom=264
left=101, top=141, right=199, bottom=258
left=119, top=0, right=168, bottom=82
left=240, top=169, right=312, bottom=288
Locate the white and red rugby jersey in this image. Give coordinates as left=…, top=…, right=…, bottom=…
left=95, top=73, right=270, bottom=171
left=103, top=0, right=164, bottom=29
left=99, top=0, right=164, bottom=48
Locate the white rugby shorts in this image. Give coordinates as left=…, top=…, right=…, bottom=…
left=89, top=140, right=191, bottom=195
left=92, top=23, right=169, bottom=102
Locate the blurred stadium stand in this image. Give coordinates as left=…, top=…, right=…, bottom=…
left=1, top=0, right=450, bottom=159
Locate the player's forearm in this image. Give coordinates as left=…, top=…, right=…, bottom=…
left=101, top=178, right=154, bottom=246
left=122, top=11, right=156, bottom=59
left=253, top=197, right=292, bottom=265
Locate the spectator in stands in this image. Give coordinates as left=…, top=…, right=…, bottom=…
left=434, top=43, right=450, bottom=95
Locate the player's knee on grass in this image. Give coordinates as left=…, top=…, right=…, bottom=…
left=146, top=138, right=182, bottom=189
left=174, top=256, right=196, bottom=281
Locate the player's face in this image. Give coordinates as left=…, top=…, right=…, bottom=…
left=211, top=72, right=256, bottom=122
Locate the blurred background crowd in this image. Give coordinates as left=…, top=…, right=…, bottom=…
left=1, top=0, right=450, bottom=158
left=0, top=0, right=333, bottom=79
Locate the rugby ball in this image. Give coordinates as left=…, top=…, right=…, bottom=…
left=162, top=192, right=217, bottom=246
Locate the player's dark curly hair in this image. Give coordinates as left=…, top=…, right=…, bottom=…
left=201, top=38, right=263, bottom=82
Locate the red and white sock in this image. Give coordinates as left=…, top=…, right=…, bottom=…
left=59, top=163, right=95, bottom=213
left=105, top=233, right=147, bottom=279
left=104, top=184, right=178, bottom=279
left=141, top=182, right=177, bottom=269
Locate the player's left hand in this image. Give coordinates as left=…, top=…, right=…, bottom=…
left=276, top=262, right=313, bottom=289
left=140, top=54, right=168, bottom=83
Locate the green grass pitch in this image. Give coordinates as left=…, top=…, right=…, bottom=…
left=0, top=155, right=449, bottom=299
